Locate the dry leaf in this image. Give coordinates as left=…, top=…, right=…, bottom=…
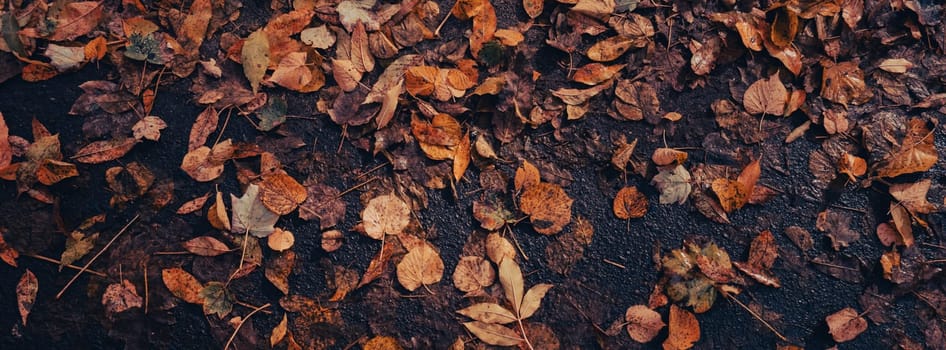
left=523, top=0, right=543, bottom=18
left=74, top=138, right=138, bottom=164
left=0, top=232, right=19, bottom=267
left=453, top=132, right=471, bottom=182
left=177, top=192, right=212, bottom=214
left=267, top=228, right=295, bottom=251
left=733, top=230, right=781, bottom=287
left=875, top=118, right=937, bottom=178
left=364, top=336, right=402, bottom=350
left=161, top=268, right=204, bottom=304
left=889, top=180, right=936, bottom=214
left=60, top=232, right=98, bottom=269
left=664, top=305, right=700, bottom=350
left=17, top=269, right=37, bottom=325
left=265, top=250, right=295, bottom=294
left=321, top=230, right=344, bottom=252
left=132, top=116, right=166, bottom=141
left=826, top=307, right=867, bottom=343
left=396, top=244, right=444, bottom=291
left=614, top=186, right=648, bottom=219
left=743, top=75, right=787, bottom=115
left=837, top=152, right=866, bottom=181
left=486, top=232, right=517, bottom=264
left=362, top=194, right=411, bottom=240
left=183, top=236, right=230, bottom=256
left=572, top=63, right=625, bottom=86
left=242, top=30, right=270, bottom=94
left=515, top=159, right=541, bottom=192
left=587, top=36, right=636, bottom=62
left=625, top=305, right=665, bottom=343
left=652, top=165, right=692, bottom=205
left=520, top=182, right=573, bottom=235
left=300, top=25, right=335, bottom=49
left=299, top=182, right=346, bottom=229
left=102, top=280, right=142, bottom=318
left=711, top=159, right=761, bottom=213
left=258, top=172, right=307, bottom=215
left=821, top=61, right=872, bottom=107
left=470, top=1, right=497, bottom=58
left=462, top=321, right=522, bottom=346
left=271, top=314, right=288, bottom=347
left=878, top=58, right=913, bottom=74
left=499, top=258, right=525, bottom=315
left=457, top=303, right=517, bottom=324
left=652, top=148, right=687, bottom=167
left=452, top=256, right=495, bottom=292
left=189, top=107, right=219, bottom=151
left=208, top=191, right=231, bottom=231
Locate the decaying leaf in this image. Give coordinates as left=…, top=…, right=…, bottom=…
left=265, top=250, right=296, bottom=294
left=515, top=159, right=541, bottom=193
left=258, top=172, right=307, bottom=215
left=826, top=307, right=868, bottom=343
left=199, top=281, right=234, bottom=318
left=242, top=30, right=270, bottom=94
left=396, top=244, right=444, bottom=291
left=613, top=186, right=648, bottom=219
left=60, top=232, right=98, bottom=270
left=878, top=58, right=913, bottom=74
left=711, top=159, right=761, bottom=213
left=102, top=279, right=143, bottom=318
left=362, top=194, right=411, bottom=240
left=889, top=180, right=936, bottom=214
left=821, top=61, right=872, bottom=107
left=874, top=118, right=937, bottom=178
left=572, top=63, right=625, bottom=86
left=177, top=192, right=212, bottom=215
left=652, top=165, right=692, bottom=205
left=17, top=269, right=37, bottom=326
left=733, top=230, right=781, bottom=287
left=625, top=305, right=665, bottom=343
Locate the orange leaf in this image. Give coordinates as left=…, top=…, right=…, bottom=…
left=613, top=186, right=648, bottom=219
left=663, top=305, right=700, bottom=350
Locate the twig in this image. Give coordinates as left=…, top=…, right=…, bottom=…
left=213, top=107, right=232, bottom=148
left=56, top=214, right=140, bottom=299
left=810, top=260, right=859, bottom=271
left=24, top=253, right=106, bottom=277
left=433, top=6, right=453, bottom=37
left=235, top=300, right=273, bottom=314
left=334, top=176, right=378, bottom=199
left=223, top=303, right=271, bottom=350
left=922, top=242, right=946, bottom=250
left=505, top=226, right=529, bottom=261
left=143, top=260, right=149, bottom=314
left=726, top=294, right=788, bottom=342
left=355, top=162, right=389, bottom=180
left=603, top=259, right=626, bottom=269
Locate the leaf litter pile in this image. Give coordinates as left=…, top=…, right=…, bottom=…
left=0, top=0, right=945, bottom=349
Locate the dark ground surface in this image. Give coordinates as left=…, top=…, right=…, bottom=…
left=0, top=0, right=945, bottom=349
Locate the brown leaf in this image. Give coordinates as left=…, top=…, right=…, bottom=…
left=258, top=172, right=307, bottom=215
left=784, top=226, right=813, bottom=251
left=613, top=80, right=660, bottom=122
left=734, top=230, right=781, bottom=287
left=457, top=303, right=517, bottom=324
left=47, top=1, right=104, bottom=41
left=826, top=307, right=868, bottom=343
left=523, top=0, right=543, bottom=18
left=463, top=321, right=522, bottom=346
left=17, top=269, right=37, bottom=325
left=613, top=186, right=648, bottom=219
left=321, top=230, right=344, bottom=252
left=514, top=159, right=541, bottom=193
left=183, top=236, right=231, bottom=256
left=453, top=132, right=471, bottom=182
left=664, top=304, right=700, bottom=350
left=162, top=268, right=204, bottom=304
left=268, top=52, right=313, bottom=91
left=102, top=279, right=143, bottom=318
left=875, top=118, right=937, bottom=178
left=625, top=305, right=665, bottom=343
left=586, top=36, right=636, bottom=62
left=413, top=114, right=462, bottom=160
left=453, top=256, right=495, bottom=293
left=132, top=116, right=166, bottom=141
left=350, top=21, right=375, bottom=74
left=267, top=228, right=295, bottom=251
left=769, top=6, right=799, bottom=48
left=837, top=152, right=867, bottom=181
left=358, top=238, right=403, bottom=288
left=0, top=112, right=10, bottom=169
left=362, top=194, right=411, bottom=240
left=652, top=148, right=687, bottom=167
left=519, top=283, right=552, bottom=319
left=889, top=180, right=937, bottom=214
left=181, top=140, right=234, bottom=182
left=0, top=231, right=19, bottom=267
left=711, top=159, right=761, bottom=213
left=363, top=336, right=402, bottom=350
left=208, top=191, right=231, bottom=231
left=470, top=1, right=496, bottom=58
left=177, top=192, right=212, bottom=215
left=743, top=75, right=787, bottom=115
left=486, top=232, right=517, bottom=264
left=821, top=61, right=872, bottom=107
left=396, top=244, right=444, bottom=291
left=299, top=182, right=346, bottom=229
left=889, top=203, right=915, bottom=247
left=270, top=314, right=288, bottom=347
left=520, top=182, right=573, bottom=235
left=265, top=251, right=296, bottom=294
left=572, top=63, right=625, bottom=86
left=73, top=138, right=138, bottom=164
left=188, top=107, right=219, bottom=152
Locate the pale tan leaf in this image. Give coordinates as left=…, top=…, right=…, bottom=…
left=518, top=283, right=552, bottom=320
left=463, top=321, right=523, bottom=346
left=457, top=303, right=517, bottom=324
left=499, top=258, right=525, bottom=315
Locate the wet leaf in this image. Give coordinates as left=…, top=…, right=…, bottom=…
left=875, top=118, right=937, bottom=178
left=515, top=159, right=541, bottom=192
left=321, top=230, right=344, bottom=253
left=711, top=159, right=760, bottom=213
left=362, top=194, right=411, bottom=240
left=60, top=232, right=98, bottom=270
left=102, top=279, right=143, bottom=318
left=299, top=182, right=345, bottom=229
left=821, top=61, right=872, bottom=107
left=572, top=63, right=625, bottom=86
left=265, top=250, right=296, bottom=294
left=784, top=226, right=813, bottom=251
left=664, top=304, right=700, bottom=350
left=162, top=268, right=204, bottom=304
left=837, top=153, right=867, bottom=181
left=74, top=138, right=138, bottom=164
left=396, top=244, right=444, bottom=291
left=231, top=184, right=280, bottom=238
left=520, top=182, right=573, bottom=235
left=826, top=307, right=867, bottom=343
left=183, top=236, right=230, bottom=256
left=199, top=282, right=234, bottom=318
left=0, top=232, right=19, bottom=267
left=470, top=1, right=497, bottom=58
left=17, top=269, right=37, bottom=325
left=743, top=75, right=787, bottom=116
left=271, top=314, right=288, bottom=347
left=625, top=305, right=665, bottom=343
left=733, top=230, right=781, bottom=287
left=613, top=186, right=648, bottom=219
left=613, top=80, right=660, bottom=122
left=524, top=0, right=544, bottom=18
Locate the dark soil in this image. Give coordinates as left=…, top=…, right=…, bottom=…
left=0, top=0, right=945, bottom=349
